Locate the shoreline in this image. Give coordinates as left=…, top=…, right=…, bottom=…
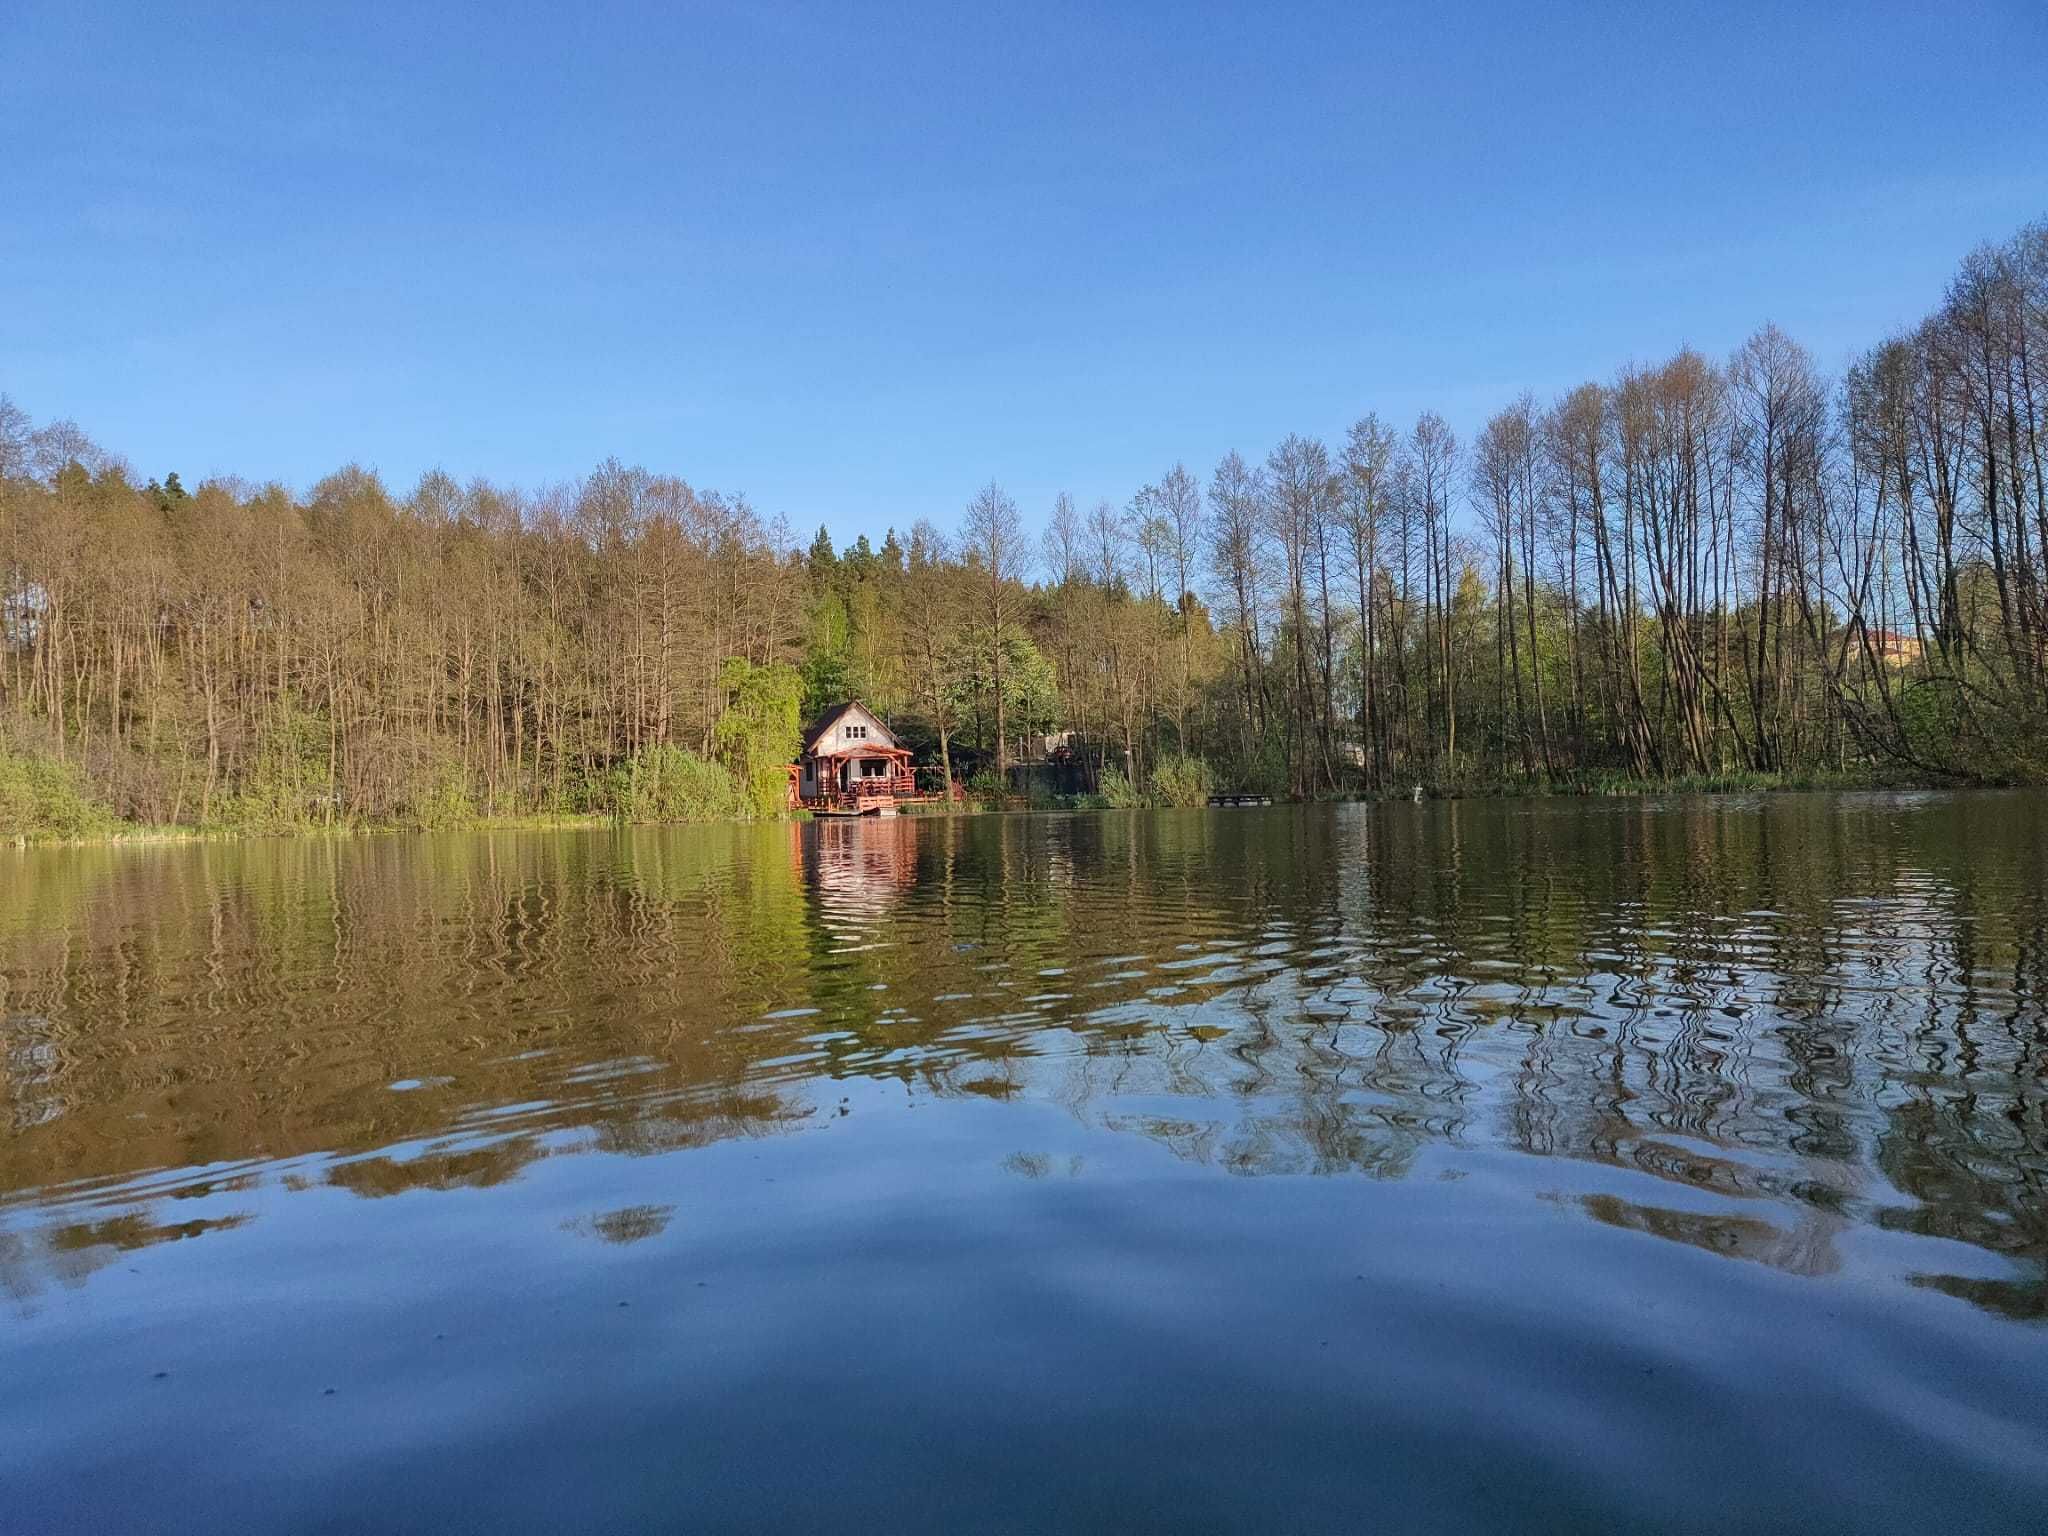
left=5, top=771, right=2017, bottom=848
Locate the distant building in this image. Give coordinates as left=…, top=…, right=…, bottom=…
left=1008, top=729, right=1091, bottom=796
left=1825, top=625, right=1923, bottom=669
left=1038, top=730, right=1080, bottom=758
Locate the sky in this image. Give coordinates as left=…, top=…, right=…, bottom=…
left=4, top=0, right=2046, bottom=545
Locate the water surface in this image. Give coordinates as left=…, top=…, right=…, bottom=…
left=3, top=796, right=2045, bottom=1531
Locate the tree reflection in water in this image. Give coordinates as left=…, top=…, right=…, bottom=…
left=0, top=792, right=2043, bottom=1317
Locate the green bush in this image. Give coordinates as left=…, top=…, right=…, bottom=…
left=405, top=761, right=477, bottom=830
left=213, top=702, right=335, bottom=830
left=1096, top=767, right=1145, bottom=808
left=1150, top=753, right=1214, bottom=808
left=0, top=742, right=113, bottom=839
left=606, top=744, right=749, bottom=823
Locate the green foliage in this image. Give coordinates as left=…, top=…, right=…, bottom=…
left=714, top=657, right=803, bottom=817
left=1096, top=767, right=1145, bottom=808
left=1061, top=755, right=1217, bottom=811
left=943, top=630, right=1059, bottom=743
left=806, top=525, right=837, bottom=571
left=799, top=646, right=851, bottom=717
left=606, top=744, right=748, bottom=823
left=1940, top=682, right=2044, bottom=783
left=1208, top=732, right=1287, bottom=798
left=214, top=702, right=333, bottom=830
left=404, top=760, right=476, bottom=830
left=1150, top=753, right=1215, bottom=807
left=1894, top=680, right=1961, bottom=763
left=0, top=738, right=113, bottom=839
left=145, top=470, right=188, bottom=512
left=800, top=566, right=855, bottom=718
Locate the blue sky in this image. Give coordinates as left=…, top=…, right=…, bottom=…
left=4, top=1, right=2045, bottom=543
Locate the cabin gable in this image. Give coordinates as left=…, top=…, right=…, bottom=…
left=804, top=702, right=898, bottom=758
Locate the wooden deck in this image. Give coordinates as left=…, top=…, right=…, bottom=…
left=810, top=796, right=907, bottom=817
left=805, top=771, right=931, bottom=817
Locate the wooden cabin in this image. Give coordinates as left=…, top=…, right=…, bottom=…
left=794, top=702, right=922, bottom=815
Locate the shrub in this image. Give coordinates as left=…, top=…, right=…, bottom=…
left=607, top=744, right=749, bottom=823
left=0, top=740, right=112, bottom=839
left=1150, top=753, right=1214, bottom=807
left=404, top=761, right=477, bottom=830
left=214, top=705, right=336, bottom=830
left=1096, top=767, right=1145, bottom=808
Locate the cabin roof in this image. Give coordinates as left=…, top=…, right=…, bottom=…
left=801, top=703, right=851, bottom=750
left=800, top=700, right=899, bottom=755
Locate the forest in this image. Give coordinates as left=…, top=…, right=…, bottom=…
left=3, top=217, right=2045, bottom=835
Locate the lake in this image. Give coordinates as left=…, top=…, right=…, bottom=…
left=2, top=795, right=2044, bottom=1532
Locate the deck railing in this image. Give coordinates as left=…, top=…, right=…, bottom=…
left=807, top=769, right=921, bottom=807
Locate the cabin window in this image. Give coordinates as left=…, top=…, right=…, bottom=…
left=860, top=759, right=886, bottom=777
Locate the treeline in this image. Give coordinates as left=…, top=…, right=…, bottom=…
left=0, top=435, right=811, bottom=828
left=773, top=216, right=2048, bottom=799
left=3, top=216, right=2045, bottom=832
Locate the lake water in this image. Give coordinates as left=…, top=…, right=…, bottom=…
left=2, top=796, right=2044, bottom=1532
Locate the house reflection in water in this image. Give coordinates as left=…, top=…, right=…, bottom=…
left=801, top=815, right=921, bottom=934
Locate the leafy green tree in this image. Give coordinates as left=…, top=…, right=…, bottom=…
left=714, top=657, right=803, bottom=816
left=806, top=525, right=837, bottom=572
left=944, top=629, right=1057, bottom=754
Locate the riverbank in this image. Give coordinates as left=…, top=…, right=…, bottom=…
left=1400, top=766, right=1964, bottom=799
left=4, top=815, right=571, bottom=850
left=10, top=767, right=2009, bottom=847
left=3, top=810, right=792, bottom=849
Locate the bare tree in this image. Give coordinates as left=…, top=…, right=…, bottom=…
left=1207, top=450, right=1270, bottom=765
left=1266, top=434, right=1335, bottom=795
left=1154, top=463, right=1204, bottom=750
left=961, top=480, right=1025, bottom=777
left=1411, top=412, right=1460, bottom=776
left=1342, top=414, right=1395, bottom=785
